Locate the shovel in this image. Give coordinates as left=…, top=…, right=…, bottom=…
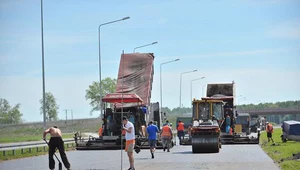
left=44, top=139, right=62, bottom=170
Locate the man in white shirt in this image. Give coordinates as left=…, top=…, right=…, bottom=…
left=122, top=116, right=135, bottom=170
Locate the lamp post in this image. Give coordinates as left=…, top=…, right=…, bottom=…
left=179, top=70, right=197, bottom=107
left=160, top=59, right=180, bottom=115
left=98, top=16, right=130, bottom=117
left=133, top=41, right=158, bottom=52
left=41, top=0, right=46, bottom=130
left=190, top=77, right=205, bottom=102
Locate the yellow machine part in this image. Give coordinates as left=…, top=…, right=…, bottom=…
left=235, top=124, right=242, bottom=133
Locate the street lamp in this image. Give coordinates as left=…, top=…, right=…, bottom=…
left=98, top=16, right=130, bottom=117
left=133, top=41, right=158, bottom=52
left=179, top=70, right=197, bottom=107
left=190, top=77, right=205, bottom=102
left=160, top=59, right=180, bottom=115
left=41, top=0, right=46, bottom=130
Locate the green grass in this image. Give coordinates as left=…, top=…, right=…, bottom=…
left=0, top=134, right=75, bottom=143
left=0, top=143, right=75, bottom=161
left=260, top=128, right=300, bottom=170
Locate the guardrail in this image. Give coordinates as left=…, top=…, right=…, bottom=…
left=0, top=142, right=76, bottom=158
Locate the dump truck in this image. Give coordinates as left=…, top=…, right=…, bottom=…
left=191, top=99, right=224, bottom=153
left=75, top=53, right=169, bottom=150
left=202, top=81, right=260, bottom=144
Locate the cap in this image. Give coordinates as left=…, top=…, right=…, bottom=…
left=266, top=122, right=269, bottom=124
left=122, top=116, right=127, bottom=120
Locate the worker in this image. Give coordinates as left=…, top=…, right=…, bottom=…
left=146, top=120, right=159, bottom=159
left=161, top=123, right=173, bottom=152
left=129, top=114, right=135, bottom=124
left=98, top=126, right=103, bottom=137
left=122, top=116, right=135, bottom=170
left=177, top=120, right=185, bottom=145
left=226, top=114, right=231, bottom=133
left=107, top=115, right=113, bottom=135
left=43, top=126, right=71, bottom=170
left=266, top=122, right=274, bottom=143
left=163, top=120, right=170, bottom=126
left=188, top=122, right=193, bottom=140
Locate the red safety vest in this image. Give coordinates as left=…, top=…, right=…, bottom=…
left=161, top=125, right=172, bottom=137
left=177, top=122, right=184, bottom=131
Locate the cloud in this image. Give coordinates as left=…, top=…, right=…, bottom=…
left=267, top=20, right=300, bottom=39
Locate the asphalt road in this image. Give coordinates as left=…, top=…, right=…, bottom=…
left=0, top=144, right=279, bottom=170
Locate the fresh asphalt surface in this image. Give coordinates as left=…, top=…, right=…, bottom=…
left=0, top=144, right=279, bottom=170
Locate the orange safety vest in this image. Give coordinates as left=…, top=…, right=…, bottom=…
left=161, top=125, right=172, bottom=137
left=229, top=127, right=233, bottom=135
left=177, top=122, right=184, bottom=131
left=98, top=127, right=103, bottom=137
left=266, top=124, right=273, bottom=133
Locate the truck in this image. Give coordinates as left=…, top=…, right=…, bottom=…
left=202, top=81, right=260, bottom=144
left=190, top=82, right=260, bottom=153
left=75, top=53, right=168, bottom=150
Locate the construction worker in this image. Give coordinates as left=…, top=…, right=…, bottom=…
left=98, top=126, right=103, bottom=137
left=225, top=114, right=231, bottom=133
left=266, top=122, right=274, bottom=143
left=188, top=122, right=193, bottom=140
left=122, top=116, right=135, bottom=170
left=43, top=126, right=71, bottom=170
left=177, top=120, right=185, bottom=145
left=161, top=123, right=173, bottom=152
left=146, top=120, right=159, bottom=159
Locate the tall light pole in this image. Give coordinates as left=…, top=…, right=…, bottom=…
left=98, top=16, right=130, bottom=117
left=190, top=77, right=205, bottom=102
left=133, top=41, right=158, bottom=52
left=179, top=70, right=197, bottom=107
left=160, top=59, right=180, bottom=115
left=41, top=0, right=46, bottom=130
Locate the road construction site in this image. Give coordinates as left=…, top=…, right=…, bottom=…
left=0, top=144, right=279, bottom=170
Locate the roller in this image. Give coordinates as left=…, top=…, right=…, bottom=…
left=192, top=135, right=219, bottom=153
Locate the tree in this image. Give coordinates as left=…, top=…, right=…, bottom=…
left=0, top=98, right=23, bottom=124
left=85, top=77, right=117, bottom=114
left=40, top=92, right=59, bottom=121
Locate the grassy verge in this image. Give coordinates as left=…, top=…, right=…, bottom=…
left=0, top=134, right=75, bottom=143
left=260, top=128, right=300, bottom=170
left=0, top=143, right=75, bottom=161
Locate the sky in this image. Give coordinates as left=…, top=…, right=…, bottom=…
left=0, top=0, right=299, bottom=122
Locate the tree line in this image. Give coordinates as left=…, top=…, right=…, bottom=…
left=161, top=100, right=300, bottom=115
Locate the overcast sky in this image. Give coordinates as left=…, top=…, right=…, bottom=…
left=0, top=0, right=299, bottom=122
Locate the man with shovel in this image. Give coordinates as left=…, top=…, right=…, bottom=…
left=43, top=126, right=71, bottom=170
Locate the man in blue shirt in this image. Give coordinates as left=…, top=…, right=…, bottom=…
left=147, top=121, right=159, bottom=159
